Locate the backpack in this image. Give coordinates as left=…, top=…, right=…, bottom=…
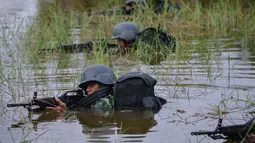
left=113, top=72, right=167, bottom=111
left=136, top=27, right=176, bottom=53
left=134, top=27, right=176, bottom=65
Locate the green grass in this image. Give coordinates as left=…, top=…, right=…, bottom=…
left=26, top=0, right=255, bottom=65
left=21, top=0, right=255, bottom=93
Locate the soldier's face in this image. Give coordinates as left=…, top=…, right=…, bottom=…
left=118, top=39, right=132, bottom=49
left=118, top=39, right=126, bottom=47
left=86, top=81, right=100, bottom=95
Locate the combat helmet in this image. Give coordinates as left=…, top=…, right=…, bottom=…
left=78, top=64, right=116, bottom=90
left=112, top=22, right=140, bottom=41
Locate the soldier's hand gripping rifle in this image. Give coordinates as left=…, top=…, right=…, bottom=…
left=191, top=118, right=255, bottom=140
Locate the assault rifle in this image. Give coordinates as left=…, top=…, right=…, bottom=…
left=191, top=118, right=255, bottom=141
left=7, top=87, right=112, bottom=112
left=59, top=39, right=119, bottom=53
left=41, top=39, right=119, bottom=53
left=87, top=0, right=147, bottom=17
left=87, top=6, right=133, bottom=17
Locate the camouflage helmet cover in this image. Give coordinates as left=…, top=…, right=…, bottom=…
left=78, top=64, right=116, bottom=89
left=112, top=22, right=140, bottom=41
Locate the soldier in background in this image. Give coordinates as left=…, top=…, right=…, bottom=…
left=111, top=21, right=176, bottom=64
left=88, top=0, right=180, bottom=16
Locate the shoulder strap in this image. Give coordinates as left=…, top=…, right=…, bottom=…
left=68, top=87, right=113, bottom=109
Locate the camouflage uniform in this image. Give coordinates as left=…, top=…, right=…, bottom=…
left=93, top=95, right=114, bottom=109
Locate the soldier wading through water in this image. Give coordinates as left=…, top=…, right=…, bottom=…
left=47, top=64, right=167, bottom=112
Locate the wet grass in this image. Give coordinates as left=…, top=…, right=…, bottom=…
left=21, top=0, right=255, bottom=97
left=23, top=0, right=255, bottom=65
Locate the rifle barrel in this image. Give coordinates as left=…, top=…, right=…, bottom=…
left=7, top=103, right=34, bottom=107
left=191, top=131, right=217, bottom=136
left=89, top=8, right=125, bottom=16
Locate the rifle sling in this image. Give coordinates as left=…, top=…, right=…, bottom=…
left=68, top=87, right=113, bottom=109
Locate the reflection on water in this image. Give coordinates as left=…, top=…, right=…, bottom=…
left=26, top=109, right=157, bottom=143
left=1, top=0, right=255, bottom=143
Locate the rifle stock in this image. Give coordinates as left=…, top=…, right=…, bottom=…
left=191, top=118, right=255, bottom=140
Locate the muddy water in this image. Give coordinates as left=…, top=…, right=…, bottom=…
left=1, top=0, right=255, bottom=143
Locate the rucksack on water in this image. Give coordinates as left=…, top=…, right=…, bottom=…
left=136, top=27, right=176, bottom=53
left=113, top=72, right=167, bottom=111
left=134, top=27, right=176, bottom=65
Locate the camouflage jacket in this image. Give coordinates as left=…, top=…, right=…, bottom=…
left=92, top=95, right=114, bottom=109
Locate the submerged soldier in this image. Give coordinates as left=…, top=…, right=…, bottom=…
left=112, top=22, right=140, bottom=50
left=127, top=0, right=180, bottom=14
left=88, top=0, right=146, bottom=16
left=88, top=0, right=180, bottom=16
left=112, top=21, right=176, bottom=49
left=47, top=63, right=166, bottom=112
left=125, top=0, right=181, bottom=14
left=154, top=0, right=180, bottom=14
left=47, top=64, right=116, bottom=112
left=112, top=21, right=176, bottom=64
